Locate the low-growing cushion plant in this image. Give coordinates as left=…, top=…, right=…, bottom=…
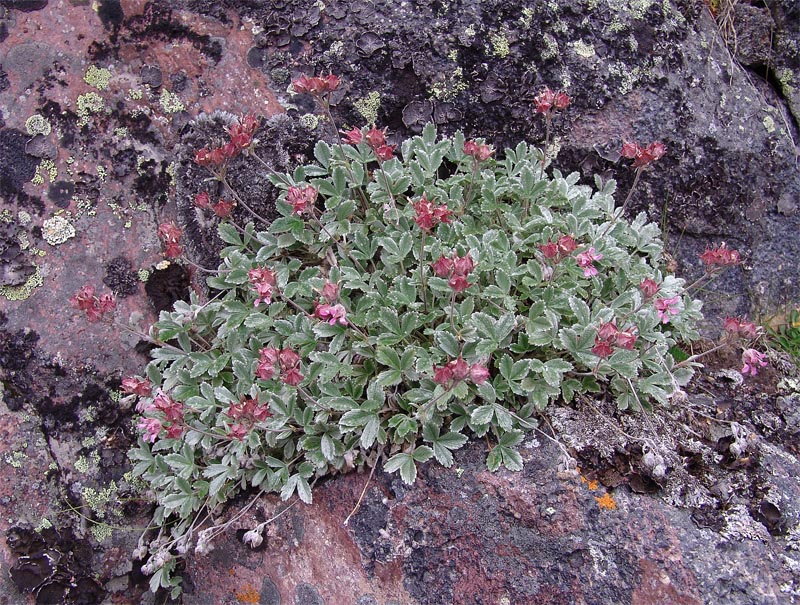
left=126, top=120, right=703, bottom=595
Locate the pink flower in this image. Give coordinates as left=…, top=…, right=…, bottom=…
left=194, top=147, right=225, bottom=167
left=413, top=195, right=452, bottom=231
left=592, top=338, right=614, bottom=358
left=463, top=140, right=494, bottom=162
left=576, top=247, right=603, bottom=278
left=615, top=330, right=638, bottom=350
left=228, top=423, right=248, bottom=440
left=639, top=278, right=660, bottom=299
left=153, top=391, right=184, bottom=423
left=431, top=255, right=454, bottom=277
left=282, top=367, right=304, bottom=386
left=158, top=222, right=182, bottom=258
left=286, top=185, right=318, bottom=215
left=597, top=322, right=619, bottom=341
left=342, top=127, right=363, bottom=145
left=374, top=144, right=396, bottom=161
left=453, top=254, right=474, bottom=276
left=448, top=275, right=472, bottom=293
left=279, top=348, right=301, bottom=370
left=539, top=241, right=559, bottom=260
left=248, top=267, right=277, bottom=306
left=655, top=296, right=681, bottom=324
left=122, top=376, right=152, bottom=397
left=70, top=285, right=116, bottom=322
left=194, top=191, right=211, bottom=208
left=212, top=198, right=236, bottom=218
left=364, top=126, right=386, bottom=149
left=700, top=243, right=741, bottom=270
left=256, top=347, right=280, bottom=380
left=469, top=363, right=490, bottom=384
left=620, top=140, right=666, bottom=168
left=741, top=348, right=768, bottom=376
left=138, top=417, right=162, bottom=443
left=164, top=423, right=184, bottom=440
left=315, top=302, right=348, bottom=325
left=321, top=280, right=340, bottom=303
left=534, top=88, right=571, bottom=114
left=723, top=317, right=759, bottom=339
left=292, top=74, right=340, bottom=96
left=557, top=235, right=577, bottom=257
left=226, top=116, right=258, bottom=150
left=449, top=357, right=470, bottom=380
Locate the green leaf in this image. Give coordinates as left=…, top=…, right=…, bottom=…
left=314, top=140, right=331, bottom=169
left=471, top=404, right=495, bottom=425
left=436, top=331, right=460, bottom=358
left=376, top=347, right=402, bottom=370
left=217, top=223, right=242, bottom=246
left=384, top=453, right=418, bottom=485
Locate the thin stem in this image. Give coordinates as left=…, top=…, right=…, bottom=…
left=419, top=232, right=429, bottom=313
left=449, top=290, right=457, bottom=333
left=343, top=451, right=382, bottom=526
left=463, top=159, right=479, bottom=212
left=222, top=176, right=270, bottom=224
left=598, top=166, right=643, bottom=239
left=310, top=215, right=367, bottom=273
left=375, top=157, right=400, bottom=222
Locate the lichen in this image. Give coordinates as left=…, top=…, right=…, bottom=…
left=0, top=265, right=42, bottom=301
left=299, top=113, right=320, bottom=130
left=96, top=165, right=106, bottom=182
left=490, top=32, right=511, bottom=58
left=572, top=40, right=596, bottom=58
left=594, top=492, right=617, bottom=510
left=113, top=126, right=128, bottom=138
left=82, top=482, right=117, bottom=518
left=18, top=211, right=31, bottom=226
left=90, top=523, right=113, bottom=542
left=430, top=67, right=468, bottom=101
left=159, top=89, right=185, bottom=114
left=763, top=115, right=776, bottom=133
left=541, top=34, right=560, bottom=60
left=75, top=456, right=90, bottom=473
left=35, top=518, right=52, bottom=532
left=519, top=7, right=534, bottom=28
left=84, top=65, right=111, bottom=90
left=25, top=114, right=51, bottom=137
left=354, top=91, right=381, bottom=124
left=4, top=451, right=27, bottom=468
left=42, top=215, right=76, bottom=246
left=76, top=92, right=105, bottom=127
left=137, top=269, right=151, bottom=282
left=128, top=87, right=144, bottom=101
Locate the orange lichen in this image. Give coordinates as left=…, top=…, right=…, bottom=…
left=235, top=585, right=260, bottom=603
left=587, top=479, right=599, bottom=491
left=595, top=492, right=617, bottom=511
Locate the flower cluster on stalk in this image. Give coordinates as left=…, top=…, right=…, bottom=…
left=592, top=322, right=638, bottom=358
left=741, top=348, right=768, bottom=376
left=194, top=114, right=259, bottom=168
left=343, top=125, right=396, bottom=161
left=226, top=395, right=271, bottom=440
left=700, top=243, right=741, bottom=271
left=620, top=141, right=666, bottom=168
left=433, top=356, right=489, bottom=388
left=576, top=247, right=603, bottom=278
left=413, top=194, right=452, bottom=231
left=287, top=185, right=318, bottom=216
left=158, top=222, right=183, bottom=258
left=194, top=191, right=236, bottom=218
left=539, top=234, right=577, bottom=262
left=257, top=347, right=304, bottom=386
left=70, top=285, right=116, bottom=322
left=463, top=140, right=494, bottom=162
left=291, top=74, right=340, bottom=97
left=137, top=390, right=185, bottom=442
left=431, top=253, right=475, bottom=293
left=248, top=267, right=276, bottom=307
left=534, top=88, right=571, bottom=114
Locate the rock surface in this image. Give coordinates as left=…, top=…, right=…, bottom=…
left=0, top=1, right=799, bottom=604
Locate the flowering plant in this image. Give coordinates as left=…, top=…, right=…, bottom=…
left=128, top=122, right=703, bottom=594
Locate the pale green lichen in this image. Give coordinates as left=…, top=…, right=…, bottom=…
left=490, top=32, right=511, bottom=58
left=166, top=161, right=176, bottom=187
left=82, top=482, right=118, bottom=518
left=76, top=92, right=105, bottom=127
left=607, top=61, right=643, bottom=95
left=35, top=518, right=53, bottom=532
left=82, top=436, right=96, bottom=448
left=520, top=7, right=534, bottom=28
left=42, top=215, right=76, bottom=246
left=5, top=451, right=27, bottom=468
left=354, top=91, right=381, bottom=124
left=18, top=211, right=31, bottom=226
left=447, top=49, right=458, bottom=62
left=0, top=266, right=42, bottom=301
left=541, top=34, right=559, bottom=60
left=25, top=114, right=51, bottom=137
left=91, top=523, right=113, bottom=542
left=430, top=67, right=468, bottom=101
left=605, top=0, right=654, bottom=20
left=75, top=456, right=90, bottom=473
left=113, top=126, right=128, bottom=138
left=138, top=269, right=151, bottom=282
left=128, top=87, right=144, bottom=101
left=299, top=113, right=320, bottom=130
left=159, top=89, right=185, bottom=114
left=96, top=165, right=107, bottom=182
left=463, top=24, right=476, bottom=40
left=84, top=65, right=111, bottom=90
left=763, top=115, right=776, bottom=133
left=572, top=40, right=596, bottom=58
left=18, top=232, right=30, bottom=250
left=270, top=67, right=290, bottom=84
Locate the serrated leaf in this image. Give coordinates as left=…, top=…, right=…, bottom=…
left=471, top=404, right=495, bottom=425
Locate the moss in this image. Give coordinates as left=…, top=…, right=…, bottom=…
left=159, top=89, right=185, bottom=114
left=0, top=265, right=42, bottom=301
left=490, top=32, right=511, bottom=58
left=42, top=215, right=76, bottom=245
left=25, top=114, right=52, bottom=137
left=84, top=65, right=111, bottom=90
left=354, top=91, right=382, bottom=124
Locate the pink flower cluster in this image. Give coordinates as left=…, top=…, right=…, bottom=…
left=70, top=285, right=116, bottom=322
left=534, top=88, right=571, bottom=114
left=741, top=348, right=768, bottom=377
left=433, top=356, right=489, bottom=388
left=248, top=267, right=276, bottom=307
left=592, top=322, right=638, bottom=357
left=121, top=376, right=152, bottom=397
left=226, top=395, right=272, bottom=439
left=413, top=194, right=452, bottom=231
left=463, top=140, right=494, bottom=162
left=620, top=140, right=666, bottom=168
left=723, top=317, right=759, bottom=339
left=194, top=114, right=259, bottom=167
left=158, top=222, right=182, bottom=258
left=194, top=191, right=236, bottom=218
left=287, top=185, right=318, bottom=216
left=654, top=296, right=681, bottom=324
left=539, top=234, right=578, bottom=262
left=137, top=390, right=185, bottom=442
left=639, top=278, right=660, bottom=299
left=314, top=303, right=347, bottom=325
left=291, top=74, right=340, bottom=96
left=257, top=347, right=304, bottom=386
left=431, top=253, right=475, bottom=293
left=576, top=247, right=603, bottom=278
left=700, top=243, right=740, bottom=270
left=343, top=125, right=396, bottom=161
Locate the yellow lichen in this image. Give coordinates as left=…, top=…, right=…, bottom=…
left=76, top=92, right=105, bottom=127
left=490, top=32, right=511, bottom=58
left=0, top=266, right=42, bottom=301
left=572, top=40, right=596, bottom=58
left=430, top=67, right=468, bottom=101
left=25, top=114, right=51, bottom=137
left=128, top=87, right=144, bottom=101
left=159, top=89, right=185, bottom=114
left=354, top=91, right=382, bottom=124
left=84, top=65, right=111, bottom=90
